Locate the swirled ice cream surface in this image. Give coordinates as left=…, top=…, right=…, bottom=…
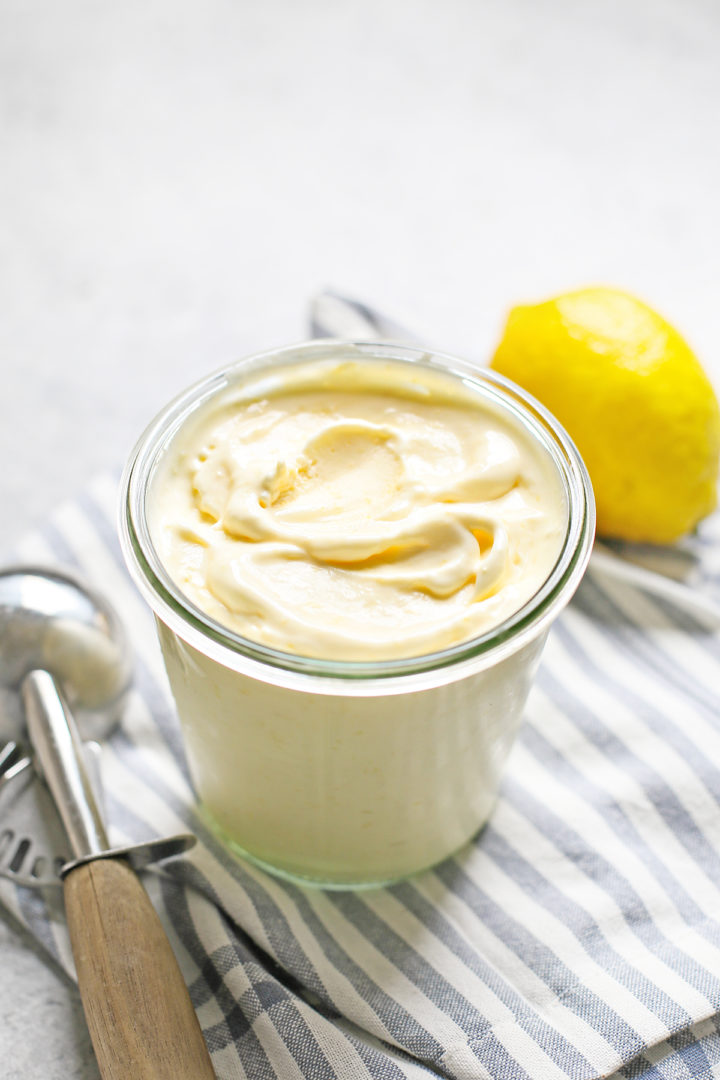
left=149, top=359, right=567, bottom=660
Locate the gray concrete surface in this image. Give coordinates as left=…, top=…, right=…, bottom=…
left=1, top=0, right=720, bottom=1074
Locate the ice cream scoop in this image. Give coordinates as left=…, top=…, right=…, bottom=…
left=0, top=564, right=215, bottom=1080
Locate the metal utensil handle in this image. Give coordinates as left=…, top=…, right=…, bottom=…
left=21, top=670, right=215, bottom=1079
left=22, top=670, right=108, bottom=859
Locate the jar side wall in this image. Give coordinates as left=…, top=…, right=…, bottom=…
left=156, top=618, right=548, bottom=885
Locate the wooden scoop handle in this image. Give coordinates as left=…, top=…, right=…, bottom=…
left=65, top=857, right=215, bottom=1080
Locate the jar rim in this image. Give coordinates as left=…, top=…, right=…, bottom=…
left=119, top=340, right=595, bottom=692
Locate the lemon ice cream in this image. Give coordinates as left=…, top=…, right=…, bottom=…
left=149, top=359, right=566, bottom=661
left=121, top=342, right=593, bottom=885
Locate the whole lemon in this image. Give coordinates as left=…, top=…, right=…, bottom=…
left=490, top=287, right=720, bottom=543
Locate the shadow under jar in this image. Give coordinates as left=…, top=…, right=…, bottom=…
left=120, top=341, right=594, bottom=888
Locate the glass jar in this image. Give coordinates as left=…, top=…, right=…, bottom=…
left=119, top=341, right=594, bottom=887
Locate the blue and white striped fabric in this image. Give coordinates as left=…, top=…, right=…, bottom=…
left=3, top=472, right=720, bottom=1080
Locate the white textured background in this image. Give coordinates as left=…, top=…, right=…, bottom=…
left=1, top=1, right=719, bottom=1075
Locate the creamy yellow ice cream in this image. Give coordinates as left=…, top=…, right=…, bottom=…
left=149, top=358, right=566, bottom=660
left=121, top=345, right=593, bottom=884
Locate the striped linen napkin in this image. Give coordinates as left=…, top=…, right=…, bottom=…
left=3, top=340, right=720, bottom=1080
